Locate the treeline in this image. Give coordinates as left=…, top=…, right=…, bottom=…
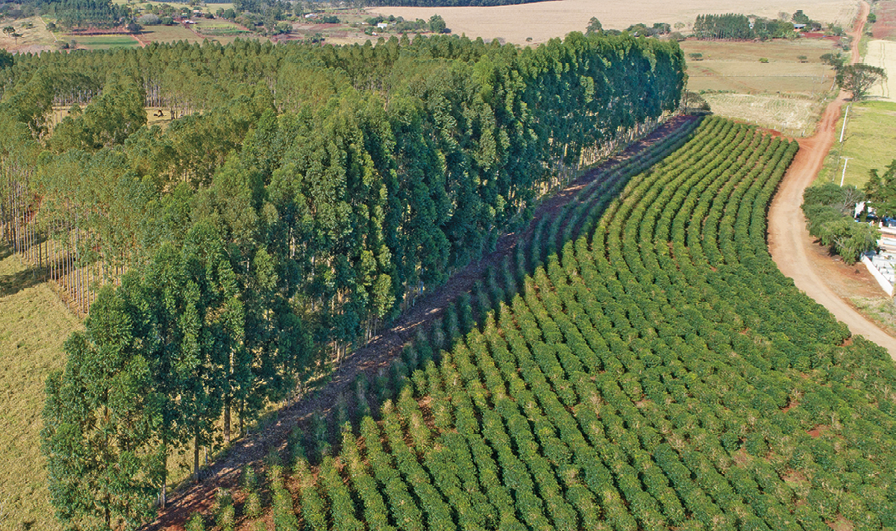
left=693, top=13, right=794, bottom=40
left=10, top=0, right=127, bottom=29
left=192, top=118, right=896, bottom=531
left=0, top=34, right=686, bottom=529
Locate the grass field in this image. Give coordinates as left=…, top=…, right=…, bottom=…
left=817, top=100, right=896, bottom=187
left=0, top=246, right=80, bottom=531
left=865, top=39, right=896, bottom=100
left=194, top=19, right=250, bottom=36
left=66, top=34, right=140, bottom=50
left=678, top=38, right=839, bottom=134
left=139, top=24, right=202, bottom=44
left=681, top=39, right=838, bottom=95
left=0, top=15, right=56, bottom=53
left=370, top=0, right=856, bottom=45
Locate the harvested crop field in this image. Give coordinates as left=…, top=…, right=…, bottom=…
left=871, top=0, right=896, bottom=39
left=370, top=0, right=857, bottom=45
left=864, top=39, right=896, bottom=100
left=702, top=93, right=825, bottom=136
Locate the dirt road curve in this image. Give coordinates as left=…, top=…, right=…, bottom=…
left=768, top=0, right=896, bottom=360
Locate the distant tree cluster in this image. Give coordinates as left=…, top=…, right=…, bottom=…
left=865, top=159, right=896, bottom=220
left=693, top=13, right=794, bottom=40
left=803, top=183, right=878, bottom=263
left=14, top=0, right=128, bottom=29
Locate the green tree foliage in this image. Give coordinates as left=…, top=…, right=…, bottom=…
left=0, top=33, right=688, bottom=528
left=220, top=118, right=896, bottom=531
left=0, top=48, right=13, bottom=70
left=693, top=13, right=793, bottom=40
left=803, top=183, right=878, bottom=263
left=41, top=288, right=164, bottom=530
left=428, top=14, right=447, bottom=33
left=865, top=159, right=896, bottom=219
left=837, top=64, right=887, bottom=101
left=586, top=17, right=603, bottom=34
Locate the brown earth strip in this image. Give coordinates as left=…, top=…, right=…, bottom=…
left=767, top=0, right=896, bottom=360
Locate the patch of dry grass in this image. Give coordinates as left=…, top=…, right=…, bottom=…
left=702, top=93, right=825, bottom=136
left=0, top=246, right=81, bottom=531
left=0, top=15, right=56, bottom=54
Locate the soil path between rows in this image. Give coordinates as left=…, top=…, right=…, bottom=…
left=145, top=116, right=696, bottom=530
left=768, top=0, right=896, bottom=360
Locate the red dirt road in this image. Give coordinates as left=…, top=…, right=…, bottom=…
left=768, top=0, right=896, bottom=360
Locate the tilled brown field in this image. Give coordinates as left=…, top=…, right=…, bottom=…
left=371, top=0, right=857, bottom=45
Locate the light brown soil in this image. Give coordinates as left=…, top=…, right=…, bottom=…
left=767, top=0, right=896, bottom=360
left=369, top=0, right=857, bottom=46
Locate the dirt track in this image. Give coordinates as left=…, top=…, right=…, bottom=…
left=768, top=0, right=896, bottom=360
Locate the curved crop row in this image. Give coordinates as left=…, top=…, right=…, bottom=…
left=194, top=117, right=896, bottom=531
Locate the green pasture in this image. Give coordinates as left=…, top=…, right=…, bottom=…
left=818, top=100, right=896, bottom=188
left=0, top=247, right=80, bottom=531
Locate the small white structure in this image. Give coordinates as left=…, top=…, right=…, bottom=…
left=377, top=22, right=388, bottom=29
left=863, top=251, right=896, bottom=296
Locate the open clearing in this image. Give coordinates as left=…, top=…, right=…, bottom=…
left=864, top=39, right=896, bottom=100
left=371, top=0, right=857, bottom=45
left=871, top=0, right=896, bottom=40
left=702, top=93, right=826, bottom=136
left=65, top=34, right=140, bottom=50
left=681, top=39, right=838, bottom=94
left=0, top=15, right=56, bottom=53
left=0, top=247, right=80, bottom=531
left=138, top=24, right=203, bottom=44
left=680, top=38, right=839, bottom=134
left=817, top=101, right=896, bottom=187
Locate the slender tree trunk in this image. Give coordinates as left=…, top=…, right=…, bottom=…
left=193, top=427, right=200, bottom=483
left=224, top=402, right=231, bottom=444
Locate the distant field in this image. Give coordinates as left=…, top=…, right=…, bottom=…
left=871, top=0, right=896, bottom=40
left=139, top=24, right=202, bottom=44
left=817, top=101, right=896, bottom=188
left=681, top=39, right=838, bottom=95
left=0, top=247, right=80, bottom=531
left=370, top=0, right=857, bottom=45
left=703, top=93, right=825, bottom=136
left=67, top=34, right=140, bottom=50
left=679, top=38, right=839, bottom=134
left=864, top=39, right=896, bottom=100
left=0, top=15, right=56, bottom=53
left=194, top=19, right=250, bottom=37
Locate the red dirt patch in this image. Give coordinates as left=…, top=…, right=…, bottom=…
left=872, top=1, right=896, bottom=40
left=808, top=424, right=830, bottom=438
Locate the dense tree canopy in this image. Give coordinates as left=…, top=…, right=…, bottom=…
left=0, top=33, right=688, bottom=529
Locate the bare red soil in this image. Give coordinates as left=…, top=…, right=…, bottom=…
left=767, top=0, right=896, bottom=360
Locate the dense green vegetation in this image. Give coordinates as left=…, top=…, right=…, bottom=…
left=866, top=159, right=896, bottom=220
left=693, top=14, right=798, bottom=41
left=0, top=33, right=685, bottom=529
left=803, top=183, right=878, bottom=264
left=1, top=0, right=128, bottom=29
left=205, top=117, right=896, bottom=531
